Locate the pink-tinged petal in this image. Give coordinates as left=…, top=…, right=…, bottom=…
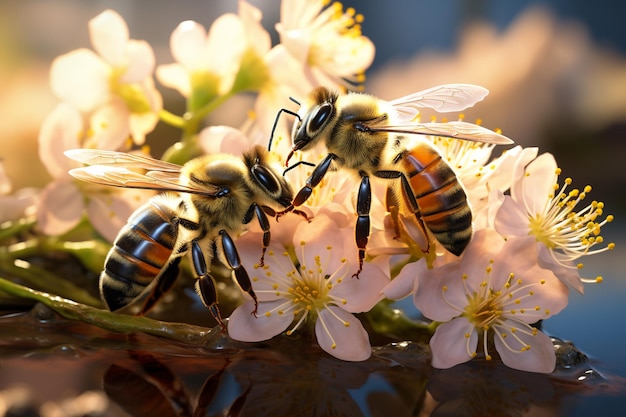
left=488, top=236, right=540, bottom=288
left=36, top=180, right=84, bottom=236
left=430, top=317, right=477, bottom=369
left=494, top=322, right=556, bottom=373
left=199, top=125, right=250, bottom=156
left=234, top=233, right=295, bottom=302
left=381, top=258, right=420, bottom=300
left=121, top=40, right=155, bottom=83
left=89, top=9, right=129, bottom=66
left=156, top=63, right=191, bottom=97
left=330, top=259, right=389, bottom=313
left=512, top=153, right=557, bottom=214
left=537, top=245, right=584, bottom=293
left=239, top=0, right=271, bottom=54
left=293, top=215, right=348, bottom=275
left=205, top=13, right=247, bottom=94
left=327, top=36, right=375, bottom=76
left=414, top=263, right=466, bottom=323
left=87, top=195, right=134, bottom=242
left=38, top=103, right=83, bottom=178
left=170, top=20, right=207, bottom=69
left=50, top=49, right=110, bottom=112
left=315, top=306, right=371, bottom=361
left=494, top=195, right=532, bottom=238
left=87, top=100, right=130, bottom=151
left=129, top=112, right=158, bottom=146
left=228, top=299, right=292, bottom=342
left=520, top=265, right=569, bottom=318
left=276, top=28, right=311, bottom=64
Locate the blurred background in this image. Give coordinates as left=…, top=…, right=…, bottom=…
left=1, top=2, right=625, bottom=413
left=1, top=0, right=625, bottom=222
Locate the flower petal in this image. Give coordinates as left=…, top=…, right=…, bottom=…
left=87, top=100, right=130, bottom=150
left=512, top=152, right=558, bottom=215
left=87, top=194, right=135, bottom=243
left=38, top=103, right=83, bottom=178
left=121, top=40, right=155, bottom=83
left=170, top=20, right=207, bottom=69
left=430, top=317, right=477, bottom=369
left=89, top=9, right=129, bottom=66
left=330, top=259, right=389, bottom=313
left=228, top=299, right=292, bottom=342
left=494, top=322, right=556, bottom=373
left=156, top=64, right=191, bottom=97
left=198, top=125, right=250, bottom=156
left=537, top=245, right=584, bottom=293
left=494, top=194, right=532, bottom=238
left=36, top=180, right=84, bottom=236
left=315, top=306, right=371, bottom=361
left=50, top=49, right=110, bottom=112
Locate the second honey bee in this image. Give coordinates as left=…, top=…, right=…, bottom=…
left=66, top=145, right=302, bottom=328
left=270, top=84, right=513, bottom=276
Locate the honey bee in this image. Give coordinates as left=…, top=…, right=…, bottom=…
left=65, top=145, right=303, bottom=328
left=269, top=84, right=513, bottom=276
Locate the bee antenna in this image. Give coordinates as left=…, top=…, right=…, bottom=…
left=289, top=96, right=301, bottom=106
left=282, top=160, right=315, bottom=176
left=268, top=108, right=301, bottom=152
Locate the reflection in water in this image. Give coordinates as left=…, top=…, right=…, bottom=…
left=0, top=305, right=623, bottom=417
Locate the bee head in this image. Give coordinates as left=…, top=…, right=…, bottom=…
left=243, top=145, right=294, bottom=208
left=291, top=87, right=338, bottom=153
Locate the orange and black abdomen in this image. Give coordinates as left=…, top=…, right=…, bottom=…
left=100, top=199, right=179, bottom=311
left=400, top=142, right=472, bottom=255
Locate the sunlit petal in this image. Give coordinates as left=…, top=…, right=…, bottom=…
left=316, top=306, right=371, bottom=361
left=228, top=299, right=293, bottom=342
left=88, top=9, right=129, bottom=66
left=430, top=318, right=477, bottom=369
left=50, top=49, right=110, bottom=112
left=494, top=321, right=556, bottom=373
left=38, top=102, right=83, bottom=178
left=36, top=180, right=84, bottom=236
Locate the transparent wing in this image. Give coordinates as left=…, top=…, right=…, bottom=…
left=64, top=149, right=183, bottom=172
left=360, top=120, right=513, bottom=145
left=65, top=149, right=222, bottom=196
left=388, top=84, right=490, bottom=122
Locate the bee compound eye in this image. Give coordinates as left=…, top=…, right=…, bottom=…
left=307, top=103, right=333, bottom=135
left=251, top=164, right=280, bottom=194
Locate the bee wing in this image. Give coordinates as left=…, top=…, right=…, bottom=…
left=65, top=149, right=223, bottom=196
left=388, top=84, right=489, bottom=122
left=68, top=165, right=222, bottom=195
left=64, top=149, right=182, bottom=172
left=362, top=120, right=513, bottom=145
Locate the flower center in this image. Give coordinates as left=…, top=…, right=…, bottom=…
left=526, top=170, right=615, bottom=263
left=443, top=262, right=552, bottom=360
left=288, top=271, right=331, bottom=315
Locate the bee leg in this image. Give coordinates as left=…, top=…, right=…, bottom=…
left=219, top=230, right=259, bottom=317
left=244, top=203, right=270, bottom=266
left=353, top=174, right=371, bottom=279
left=190, top=239, right=226, bottom=330
left=397, top=173, right=431, bottom=254
left=276, top=153, right=336, bottom=219
left=139, top=256, right=182, bottom=315
left=385, top=186, right=401, bottom=239
left=375, top=170, right=431, bottom=253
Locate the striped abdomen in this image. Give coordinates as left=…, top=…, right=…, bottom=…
left=100, top=198, right=179, bottom=311
left=400, top=142, right=472, bottom=255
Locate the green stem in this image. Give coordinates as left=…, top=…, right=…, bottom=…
left=0, top=216, right=37, bottom=241
left=159, top=109, right=186, bottom=129
left=182, top=92, right=235, bottom=140
left=0, top=276, right=216, bottom=345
